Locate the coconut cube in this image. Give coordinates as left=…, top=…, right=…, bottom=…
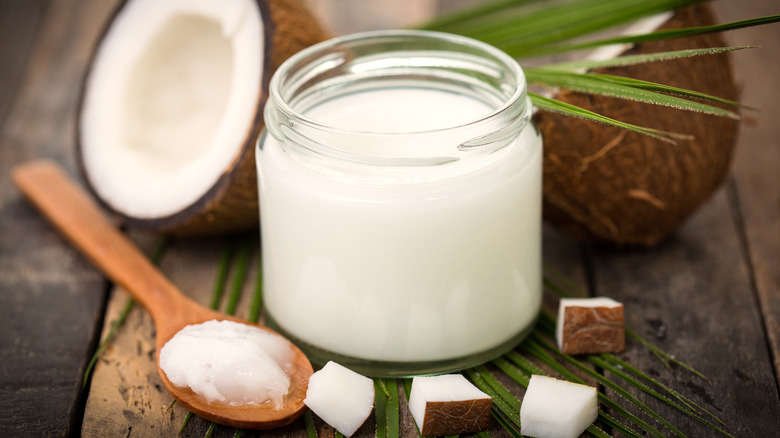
left=520, top=375, right=598, bottom=438
left=556, top=297, right=625, bottom=355
left=303, top=361, right=374, bottom=437
left=409, top=374, right=493, bottom=436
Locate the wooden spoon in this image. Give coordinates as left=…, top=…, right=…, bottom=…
left=12, top=160, right=313, bottom=430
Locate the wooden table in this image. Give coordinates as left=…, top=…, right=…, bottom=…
left=1, top=0, right=778, bottom=436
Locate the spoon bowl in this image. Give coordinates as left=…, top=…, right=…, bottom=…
left=13, top=160, right=313, bottom=429
left=152, top=299, right=312, bottom=429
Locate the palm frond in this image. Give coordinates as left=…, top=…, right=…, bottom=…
left=542, top=46, right=751, bottom=74
left=374, top=378, right=400, bottom=438
left=528, top=68, right=739, bottom=118
left=423, top=0, right=700, bottom=55
left=419, top=0, right=779, bottom=142
left=529, top=14, right=780, bottom=57
left=529, top=92, right=692, bottom=143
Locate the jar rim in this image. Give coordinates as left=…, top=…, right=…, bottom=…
left=263, top=29, right=532, bottom=167
left=268, top=29, right=526, bottom=135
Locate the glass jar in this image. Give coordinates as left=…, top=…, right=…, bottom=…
left=256, top=30, right=542, bottom=376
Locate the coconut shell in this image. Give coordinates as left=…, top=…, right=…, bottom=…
left=418, top=398, right=493, bottom=436
left=536, top=4, right=740, bottom=246
left=76, top=0, right=328, bottom=236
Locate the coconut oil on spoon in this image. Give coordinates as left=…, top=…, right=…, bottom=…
left=12, top=160, right=313, bottom=430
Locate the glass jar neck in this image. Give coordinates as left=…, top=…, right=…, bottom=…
left=262, top=30, right=531, bottom=177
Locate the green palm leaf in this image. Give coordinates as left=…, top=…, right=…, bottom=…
left=224, top=240, right=252, bottom=315
left=588, top=355, right=733, bottom=435
left=374, top=378, right=400, bottom=438
left=465, top=366, right=523, bottom=428
left=304, top=411, right=318, bottom=438
left=526, top=68, right=740, bottom=118
left=532, top=14, right=780, bottom=57
left=248, top=253, right=264, bottom=323
left=423, top=0, right=699, bottom=51
left=529, top=92, right=692, bottom=143
left=419, top=0, right=779, bottom=141
left=542, top=46, right=750, bottom=75
left=580, top=72, right=746, bottom=107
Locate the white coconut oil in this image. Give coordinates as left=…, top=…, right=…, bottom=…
left=159, top=320, right=294, bottom=407
left=257, top=30, right=542, bottom=375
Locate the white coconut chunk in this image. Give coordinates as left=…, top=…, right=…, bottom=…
left=556, top=297, right=625, bottom=355
left=303, top=361, right=374, bottom=437
left=409, top=374, right=492, bottom=436
left=79, top=0, right=262, bottom=219
left=520, top=375, right=598, bottom=438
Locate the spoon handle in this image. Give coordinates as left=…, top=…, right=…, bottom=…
left=12, top=160, right=187, bottom=328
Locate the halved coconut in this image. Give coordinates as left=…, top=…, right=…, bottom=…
left=537, top=3, right=739, bottom=246
left=77, top=0, right=326, bottom=235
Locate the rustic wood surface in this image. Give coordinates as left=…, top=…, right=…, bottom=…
left=1, top=0, right=778, bottom=437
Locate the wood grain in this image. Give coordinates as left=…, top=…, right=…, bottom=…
left=591, top=189, right=780, bottom=436
left=0, top=0, right=115, bottom=436
left=12, top=161, right=197, bottom=334
left=713, top=0, right=780, bottom=389
left=0, top=0, right=48, bottom=124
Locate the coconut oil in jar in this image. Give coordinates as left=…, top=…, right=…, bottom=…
left=257, top=30, right=542, bottom=376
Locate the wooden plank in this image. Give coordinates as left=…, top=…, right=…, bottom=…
left=585, top=3, right=780, bottom=429
left=0, top=0, right=119, bottom=436
left=713, top=0, right=780, bottom=388
left=0, top=0, right=49, bottom=124
left=0, top=0, right=118, bottom=171
left=591, top=187, right=780, bottom=436
left=574, top=2, right=780, bottom=435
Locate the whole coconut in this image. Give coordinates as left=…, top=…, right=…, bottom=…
left=536, top=3, right=740, bottom=246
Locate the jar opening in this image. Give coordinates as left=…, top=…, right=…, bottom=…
left=263, top=30, right=531, bottom=167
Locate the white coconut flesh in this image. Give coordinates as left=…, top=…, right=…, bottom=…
left=79, top=0, right=263, bottom=219
left=303, top=361, right=374, bottom=437
left=520, top=375, right=598, bottom=438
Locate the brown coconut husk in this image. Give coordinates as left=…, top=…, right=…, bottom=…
left=536, top=3, right=740, bottom=246
left=418, top=398, right=493, bottom=436
left=76, top=0, right=328, bottom=236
